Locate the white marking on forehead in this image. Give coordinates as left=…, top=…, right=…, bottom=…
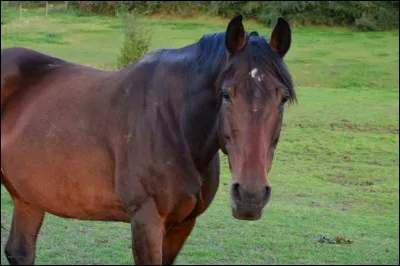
left=251, top=104, right=264, bottom=113
left=249, top=68, right=265, bottom=82
left=250, top=68, right=259, bottom=78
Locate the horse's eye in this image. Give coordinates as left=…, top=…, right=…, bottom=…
left=282, top=95, right=289, bottom=104
left=222, top=91, right=231, bottom=101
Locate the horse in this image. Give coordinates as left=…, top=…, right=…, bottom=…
left=1, top=15, right=296, bottom=265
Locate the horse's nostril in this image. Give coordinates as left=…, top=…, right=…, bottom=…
left=264, top=185, right=272, bottom=203
left=232, top=183, right=241, bottom=201
left=232, top=183, right=271, bottom=204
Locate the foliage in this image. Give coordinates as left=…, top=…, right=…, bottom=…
left=1, top=1, right=5, bottom=25
left=355, top=16, right=379, bottom=32
left=116, top=12, right=152, bottom=69
left=7, top=1, right=397, bottom=31
left=68, top=1, right=399, bottom=31
left=1, top=1, right=21, bottom=25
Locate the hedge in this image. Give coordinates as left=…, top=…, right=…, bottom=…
left=4, top=1, right=399, bottom=31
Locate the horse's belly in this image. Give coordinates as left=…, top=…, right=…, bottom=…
left=2, top=143, right=129, bottom=221
left=1, top=121, right=129, bottom=222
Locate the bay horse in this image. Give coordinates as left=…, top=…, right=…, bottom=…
left=1, top=15, right=296, bottom=265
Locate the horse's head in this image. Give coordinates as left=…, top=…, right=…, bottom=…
left=217, top=15, right=296, bottom=220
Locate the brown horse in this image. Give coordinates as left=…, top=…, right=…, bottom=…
left=1, top=15, right=296, bottom=265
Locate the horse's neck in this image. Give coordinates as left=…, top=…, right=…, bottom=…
left=139, top=42, right=221, bottom=171
left=181, top=63, right=221, bottom=171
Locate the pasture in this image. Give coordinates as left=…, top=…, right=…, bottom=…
left=1, top=8, right=399, bottom=265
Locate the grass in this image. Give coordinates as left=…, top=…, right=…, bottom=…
left=1, top=6, right=399, bottom=265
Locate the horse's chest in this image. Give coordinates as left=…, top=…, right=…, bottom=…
left=189, top=155, right=220, bottom=217
left=139, top=156, right=219, bottom=222
left=159, top=174, right=218, bottom=223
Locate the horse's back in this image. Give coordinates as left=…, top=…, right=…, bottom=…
left=1, top=47, right=66, bottom=107
left=1, top=47, right=130, bottom=221
left=1, top=47, right=112, bottom=108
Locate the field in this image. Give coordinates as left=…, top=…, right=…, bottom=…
left=1, top=7, right=399, bottom=265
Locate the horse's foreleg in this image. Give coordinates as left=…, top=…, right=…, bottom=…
left=130, top=199, right=164, bottom=265
left=5, top=198, right=45, bottom=265
left=162, top=218, right=196, bottom=265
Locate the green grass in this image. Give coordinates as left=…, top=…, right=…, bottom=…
left=1, top=7, right=399, bottom=265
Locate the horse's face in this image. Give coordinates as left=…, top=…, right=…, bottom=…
left=218, top=16, right=294, bottom=220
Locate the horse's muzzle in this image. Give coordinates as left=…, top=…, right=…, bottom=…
left=229, top=182, right=271, bottom=220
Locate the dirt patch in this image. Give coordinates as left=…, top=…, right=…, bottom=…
left=295, top=193, right=309, bottom=197
left=335, top=174, right=345, bottom=181
left=331, top=71, right=340, bottom=77
left=329, top=120, right=399, bottom=134
left=309, top=201, right=322, bottom=208
left=366, top=161, right=384, bottom=166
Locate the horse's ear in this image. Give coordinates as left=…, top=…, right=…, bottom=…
left=270, top=17, right=291, bottom=58
left=225, top=14, right=246, bottom=55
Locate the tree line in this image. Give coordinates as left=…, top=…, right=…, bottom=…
left=3, top=1, right=399, bottom=31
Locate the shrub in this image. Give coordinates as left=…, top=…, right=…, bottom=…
left=1, top=1, right=20, bottom=25
left=355, top=16, right=379, bottom=31
left=116, top=12, right=152, bottom=69
left=69, top=1, right=399, bottom=31
left=1, top=1, right=5, bottom=25
left=209, top=1, right=248, bottom=18
left=375, top=7, right=399, bottom=30
left=68, top=1, right=117, bottom=16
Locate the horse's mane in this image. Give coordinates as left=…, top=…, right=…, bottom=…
left=196, top=32, right=227, bottom=76
left=196, top=30, right=296, bottom=104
